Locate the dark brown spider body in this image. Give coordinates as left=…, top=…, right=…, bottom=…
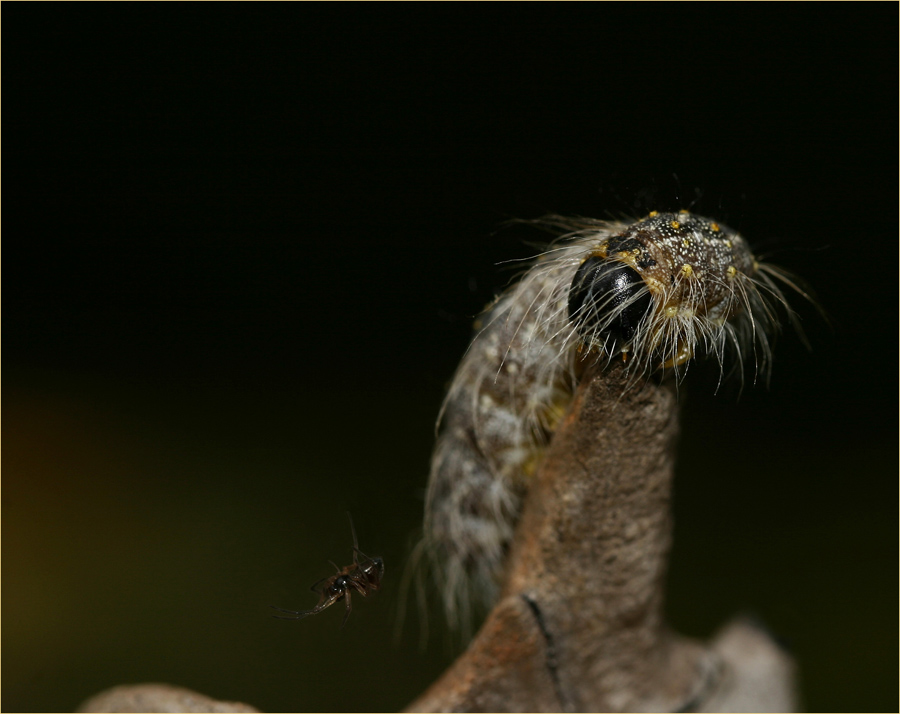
left=271, top=514, right=384, bottom=628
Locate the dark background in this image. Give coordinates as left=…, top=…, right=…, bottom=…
left=5, top=5, right=896, bottom=712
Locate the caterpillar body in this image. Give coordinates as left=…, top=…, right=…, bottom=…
left=423, top=210, right=796, bottom=633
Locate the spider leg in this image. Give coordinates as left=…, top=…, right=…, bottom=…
left=340, top=588, right=353, bottom=629
left=344, top=576, right=367, bottom=598
left=310, top=567, right=343, bottom=593
left=347, top=512, right=360, bottom=560
left=269, top=604, right=318, bottom=620
left=271, top=586, right=342, bottom=620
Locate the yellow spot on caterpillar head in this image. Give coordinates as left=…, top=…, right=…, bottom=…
left=710, top=222, right=720, bottom=232
left=682, top=238, right=691, bottom=248
left=670, top=220, right=681, bottom=229
left=662, top=340, right=694, bottom=367
left=648, top=210, right=658, bottom=217
left=724, top=239, right=733, bottom=248
left=726, top=265, right=737, bottom=279
left=681, top=264, right=694, bottom=277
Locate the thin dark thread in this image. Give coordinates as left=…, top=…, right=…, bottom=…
left=521, top=593, right=573, bottom=713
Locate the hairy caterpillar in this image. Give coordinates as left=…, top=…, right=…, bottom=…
left=422, top=210, right=800, bottom=634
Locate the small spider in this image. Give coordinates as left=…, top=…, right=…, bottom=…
left=271, top=513, right=384, bottom=628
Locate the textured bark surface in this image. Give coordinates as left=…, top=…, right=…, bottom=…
left=406, top=362, right=797, bottom=713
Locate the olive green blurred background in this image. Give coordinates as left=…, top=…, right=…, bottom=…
left=5, top=5, right=896, bottom=712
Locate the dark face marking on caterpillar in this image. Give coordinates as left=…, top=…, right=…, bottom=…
left=568, top=257, right=653, bottom=346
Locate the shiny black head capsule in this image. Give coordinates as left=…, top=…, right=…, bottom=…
left=568, top=257, right=653, bottom=346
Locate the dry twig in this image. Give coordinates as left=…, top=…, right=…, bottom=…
left=406, top=362, right=796, bottom=712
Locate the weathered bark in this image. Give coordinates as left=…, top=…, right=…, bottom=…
left=406, top=362, right=796, bottom=712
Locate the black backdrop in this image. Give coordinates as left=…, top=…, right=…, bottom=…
left=5, top=5, right=897, bottom=712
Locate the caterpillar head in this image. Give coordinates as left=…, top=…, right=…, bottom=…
left=567, top=210, right=781, bottom=379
